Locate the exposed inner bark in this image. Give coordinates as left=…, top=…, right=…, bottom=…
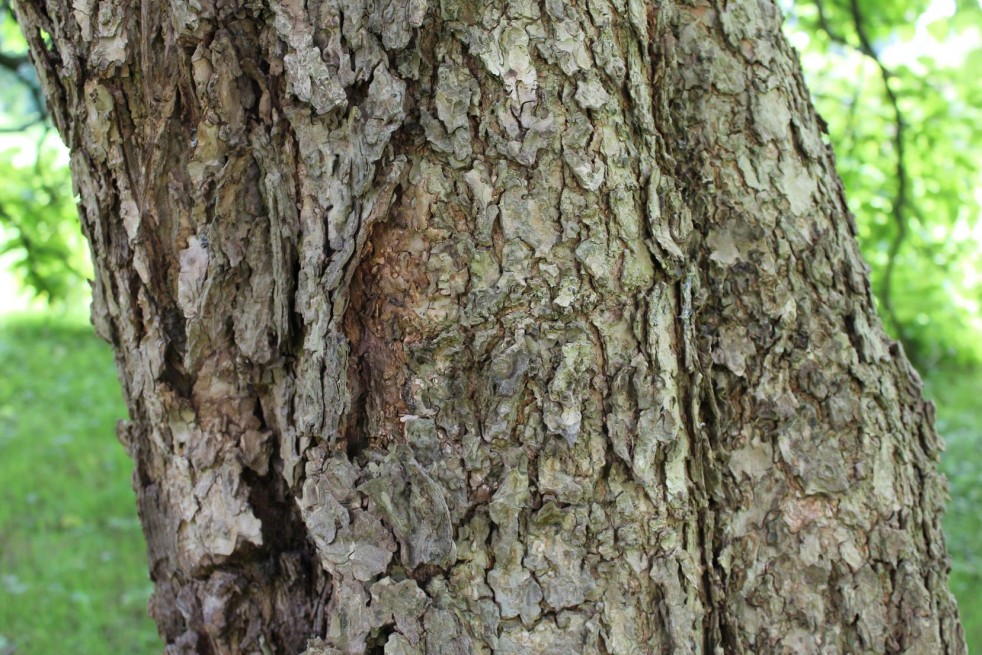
left=343, top=199, right=422, bottom=458
left=13, top=0, right=964, bottom=653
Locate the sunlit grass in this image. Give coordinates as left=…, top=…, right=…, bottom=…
left=926, top=367, right=982, bottom=650
left=0, top=312, right=160, bottom=654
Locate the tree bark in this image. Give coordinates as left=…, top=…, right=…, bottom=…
left=14, top=0, right=964, bottom=652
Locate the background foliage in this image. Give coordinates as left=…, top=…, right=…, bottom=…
left=0, top=1, right=88, bottom=305
left=784, top=0, right=982, bottom=365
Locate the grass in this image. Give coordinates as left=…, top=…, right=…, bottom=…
left=0, top=311, right=979, bottom=653
left=0, top=313, right=160, bottom=654
left=926, top=367, right=982, bottom=651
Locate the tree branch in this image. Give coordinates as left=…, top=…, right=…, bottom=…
left=810, top=0, right=910, bottom=344
left=847, top=0, right=909, bottom=345
left=0, top=4, right=49, bottom=127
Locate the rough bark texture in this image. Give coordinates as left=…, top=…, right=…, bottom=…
left=14, top=0, right=965, bottom=652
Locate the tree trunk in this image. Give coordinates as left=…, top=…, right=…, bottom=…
left=14, top=0, right=964, bottom=652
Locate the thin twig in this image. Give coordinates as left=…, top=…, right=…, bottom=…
left=0, top=117, right=43, bottom=132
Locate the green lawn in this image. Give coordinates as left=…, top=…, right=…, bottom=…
left=0, top=314, right=160, bottom=654
left=927, top=367, right=982, bottom=651
left=0, top=312, right=979, bottom=653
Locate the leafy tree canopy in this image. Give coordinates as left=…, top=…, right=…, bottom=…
left=783, top=0, right=982, bottom=364
left=0, top=0, right=88, bottom=304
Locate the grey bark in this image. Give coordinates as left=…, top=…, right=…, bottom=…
left=13, top=0, right=964, bottom=653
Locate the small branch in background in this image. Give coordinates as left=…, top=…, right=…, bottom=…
left=811, top=0, right=910, bottom=345
left=848, top=0, right=909, bottom=345
left=813, top=0, right=850, bottom=44
left=0, top=118, right=43, bottom=132
left=843, top=66, right=865, bottom=154
left=0, top=49, right=28, bottom=70
left=0, top=3, right=49, bottom=127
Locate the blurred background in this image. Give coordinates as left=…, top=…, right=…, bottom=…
left=0, top=0, right=979, bottom=652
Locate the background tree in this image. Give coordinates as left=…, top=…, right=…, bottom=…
left=1, top=0, right=89, bottom=302
left=784, top=0, right=982, bottom=365
left=9, top=0, right=969, bottom=654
